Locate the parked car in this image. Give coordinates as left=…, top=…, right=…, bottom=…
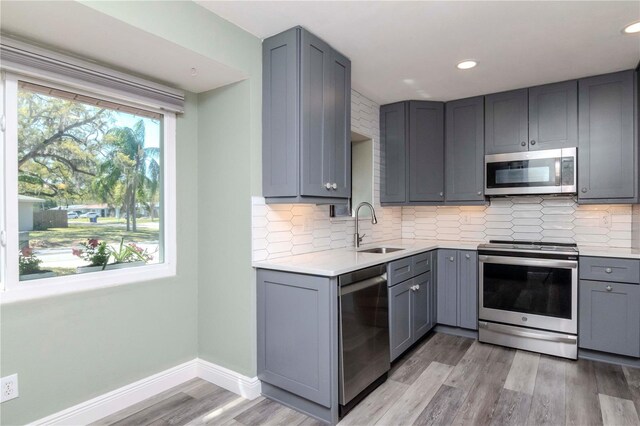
left=80, top=212, right=100, bottom=219
left=67, top=211, right=79, bottom=219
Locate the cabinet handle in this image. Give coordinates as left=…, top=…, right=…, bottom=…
left=477, top=191, right=482, bottom=196
left=325, top=183, right=331, bottom=190
left=331, top=183, right=337, bottom=190
left=521, top=141, right=526, bottom=147
left=530, top=140, right=536, bottom=145
left=465, top=253, right=470, bottom=259
left=449, top=256, right=455, bottom=262
left=605, top=268, right=612, bottom=274
left=439, top=192, right=443, bottom=197
left=415, top=285, right=420, bottom=291
left=581, top=188, right=587, bottom=193
left=606, top=285, right=613, bottom=292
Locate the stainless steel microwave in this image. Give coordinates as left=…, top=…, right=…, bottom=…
left=485, top=148, right=576, bottom=196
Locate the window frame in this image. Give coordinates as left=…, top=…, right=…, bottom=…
left=0, top=71, right=177, bottom=304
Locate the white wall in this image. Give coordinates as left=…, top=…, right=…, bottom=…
left=18, top=202, right=34, bottom=231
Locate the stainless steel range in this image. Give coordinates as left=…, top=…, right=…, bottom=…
left=478, top=240, right=579, bottom=359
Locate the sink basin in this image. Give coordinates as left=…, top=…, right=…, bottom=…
left=358, top=247, right=405, bottom=254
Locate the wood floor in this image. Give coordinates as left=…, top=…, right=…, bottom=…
left=95, top=333, right=640, bottom=425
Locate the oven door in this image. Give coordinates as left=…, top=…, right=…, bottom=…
left=478, top=255, right=577, bottom=334
left=485, top=148, right=576, bottom=195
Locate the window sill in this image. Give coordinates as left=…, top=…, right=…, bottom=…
left=0, top=262, right=176, bottom=304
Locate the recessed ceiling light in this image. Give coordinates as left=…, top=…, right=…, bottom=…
left=623, top=21, right=640, bottom=34
left=457, top=60, right=477, bottom=70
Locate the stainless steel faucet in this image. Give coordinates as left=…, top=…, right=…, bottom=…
left=354, top=202, right=378, bottom=248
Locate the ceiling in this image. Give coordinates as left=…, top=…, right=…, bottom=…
left=197, top=1, right=640, bottom=104
left=0, top=1, right=246, bottom=93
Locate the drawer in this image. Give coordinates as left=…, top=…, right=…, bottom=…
left=413, top=251, right=432, bottom=276
left=387, top=257, right=414, bottom=287
left=580, top=257, right=640, bottom=284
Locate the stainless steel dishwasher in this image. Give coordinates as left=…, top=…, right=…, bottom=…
left=338, top=264, right=390, bottom=416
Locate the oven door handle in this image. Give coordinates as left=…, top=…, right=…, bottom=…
left=478, top=255, right=577, bottom=269
left=479, top=321, right=577, bottom=344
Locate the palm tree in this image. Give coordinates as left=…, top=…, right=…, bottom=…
left=94, top=120, right=160, bottom=231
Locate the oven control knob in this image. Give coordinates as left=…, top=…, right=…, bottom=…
left=522, top=317, right=528, bottom=322
left=605, top=268, right=612, bottom=274
left=606, top=285, right=613, bottom=292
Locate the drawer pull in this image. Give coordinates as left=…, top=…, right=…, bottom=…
left=449, top=257, right=455, bottom=262
left=465, top=254, right=471, bottom=259
left=606, top=285, right=613, bottom=292
left=605, top=268, right=612, bottom=274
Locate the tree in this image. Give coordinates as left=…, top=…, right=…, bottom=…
left=18, top=88, right=112, bottom=204
left=96, top=120, right=160, bottom=231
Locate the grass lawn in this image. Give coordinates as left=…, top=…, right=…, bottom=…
left=29, top=223, right=160, bottom=248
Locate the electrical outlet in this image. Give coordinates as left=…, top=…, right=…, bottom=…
left=1, top=374, right=19, bottom=403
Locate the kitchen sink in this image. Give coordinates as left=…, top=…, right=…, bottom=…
left=358, top=247, right=405, bottom=254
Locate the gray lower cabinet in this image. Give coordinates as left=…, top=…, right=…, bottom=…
left=578, top=70, right=637, bottom=203
left=437, top=250, right=478, bottom=330
left=579, top=280, right=640, bottom=358
left=388, top=251, right=436, bottom=361
left=445, top=96, right=485, bottom=203
left=263, top=26, right=351, bottom=204
left=257, top=269, right=339, bottom=424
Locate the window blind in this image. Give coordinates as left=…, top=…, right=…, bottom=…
left=1, top=37, right=185, bottom=113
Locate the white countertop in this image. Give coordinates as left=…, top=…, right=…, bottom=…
left=253, top=238, right=640, bottom=276
left=252, top=239, right=481, bottom=277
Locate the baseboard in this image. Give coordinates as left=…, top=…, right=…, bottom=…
left=29, top=359, right=261, bottom=426
left=196, top=358, right=262, bottom=400
left=29, top=360, right=198, bottom=426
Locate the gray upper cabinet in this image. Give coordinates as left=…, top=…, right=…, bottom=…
left=409, top=101, right=445, bottom=202
left=263, top=27, right=351, bottom=203
left=445, top=97, right=485, bottom=203
left=380, top=101, right=444, bottom=205
left=578, top=70, right=637, bottom=203
left=528, top=80, right=577, bottom=151
left=380, top=102, right=407, bottom=204
left=484, top=89, right=528, bottom=154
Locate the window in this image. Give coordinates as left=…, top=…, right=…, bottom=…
left=1, top=73, right=177, bottom=302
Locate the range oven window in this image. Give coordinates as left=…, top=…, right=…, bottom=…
left=486, top=157, right=559, bottom=188
left=483, top=263, right=572, bottom=319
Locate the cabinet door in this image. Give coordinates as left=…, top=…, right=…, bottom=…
left=262, top=28, right=299, bottom=197
left=330, top=49, right=351, bottom=198
left=579, top=280, right=640, bottom=357
left=300, top=29, right=333, bottom=197
left=457, top=251, right=478, bottom=330
left=389, top=279, right=414, bottom=361
left=578, top=71, right=636, bottom=201
left=380, top=102, right=407, bottom=203
left=485, top=89, right=528, bottom=154
left=409, top=101, right=444, bottom=202
left=437, top=250, right=458, bottom=326
left=412, top=272, right=433, bottom=341
left=528, top=80, right=577, bottom=151
left=257, top=270, right=333, bottom=406
left=445, top=97, right=484, bottom=202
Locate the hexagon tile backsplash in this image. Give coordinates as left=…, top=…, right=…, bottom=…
left=252, top=196, right=633, bottom=262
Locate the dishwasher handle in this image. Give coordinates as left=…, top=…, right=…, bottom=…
left=340, top=274, right=387, bottom=296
